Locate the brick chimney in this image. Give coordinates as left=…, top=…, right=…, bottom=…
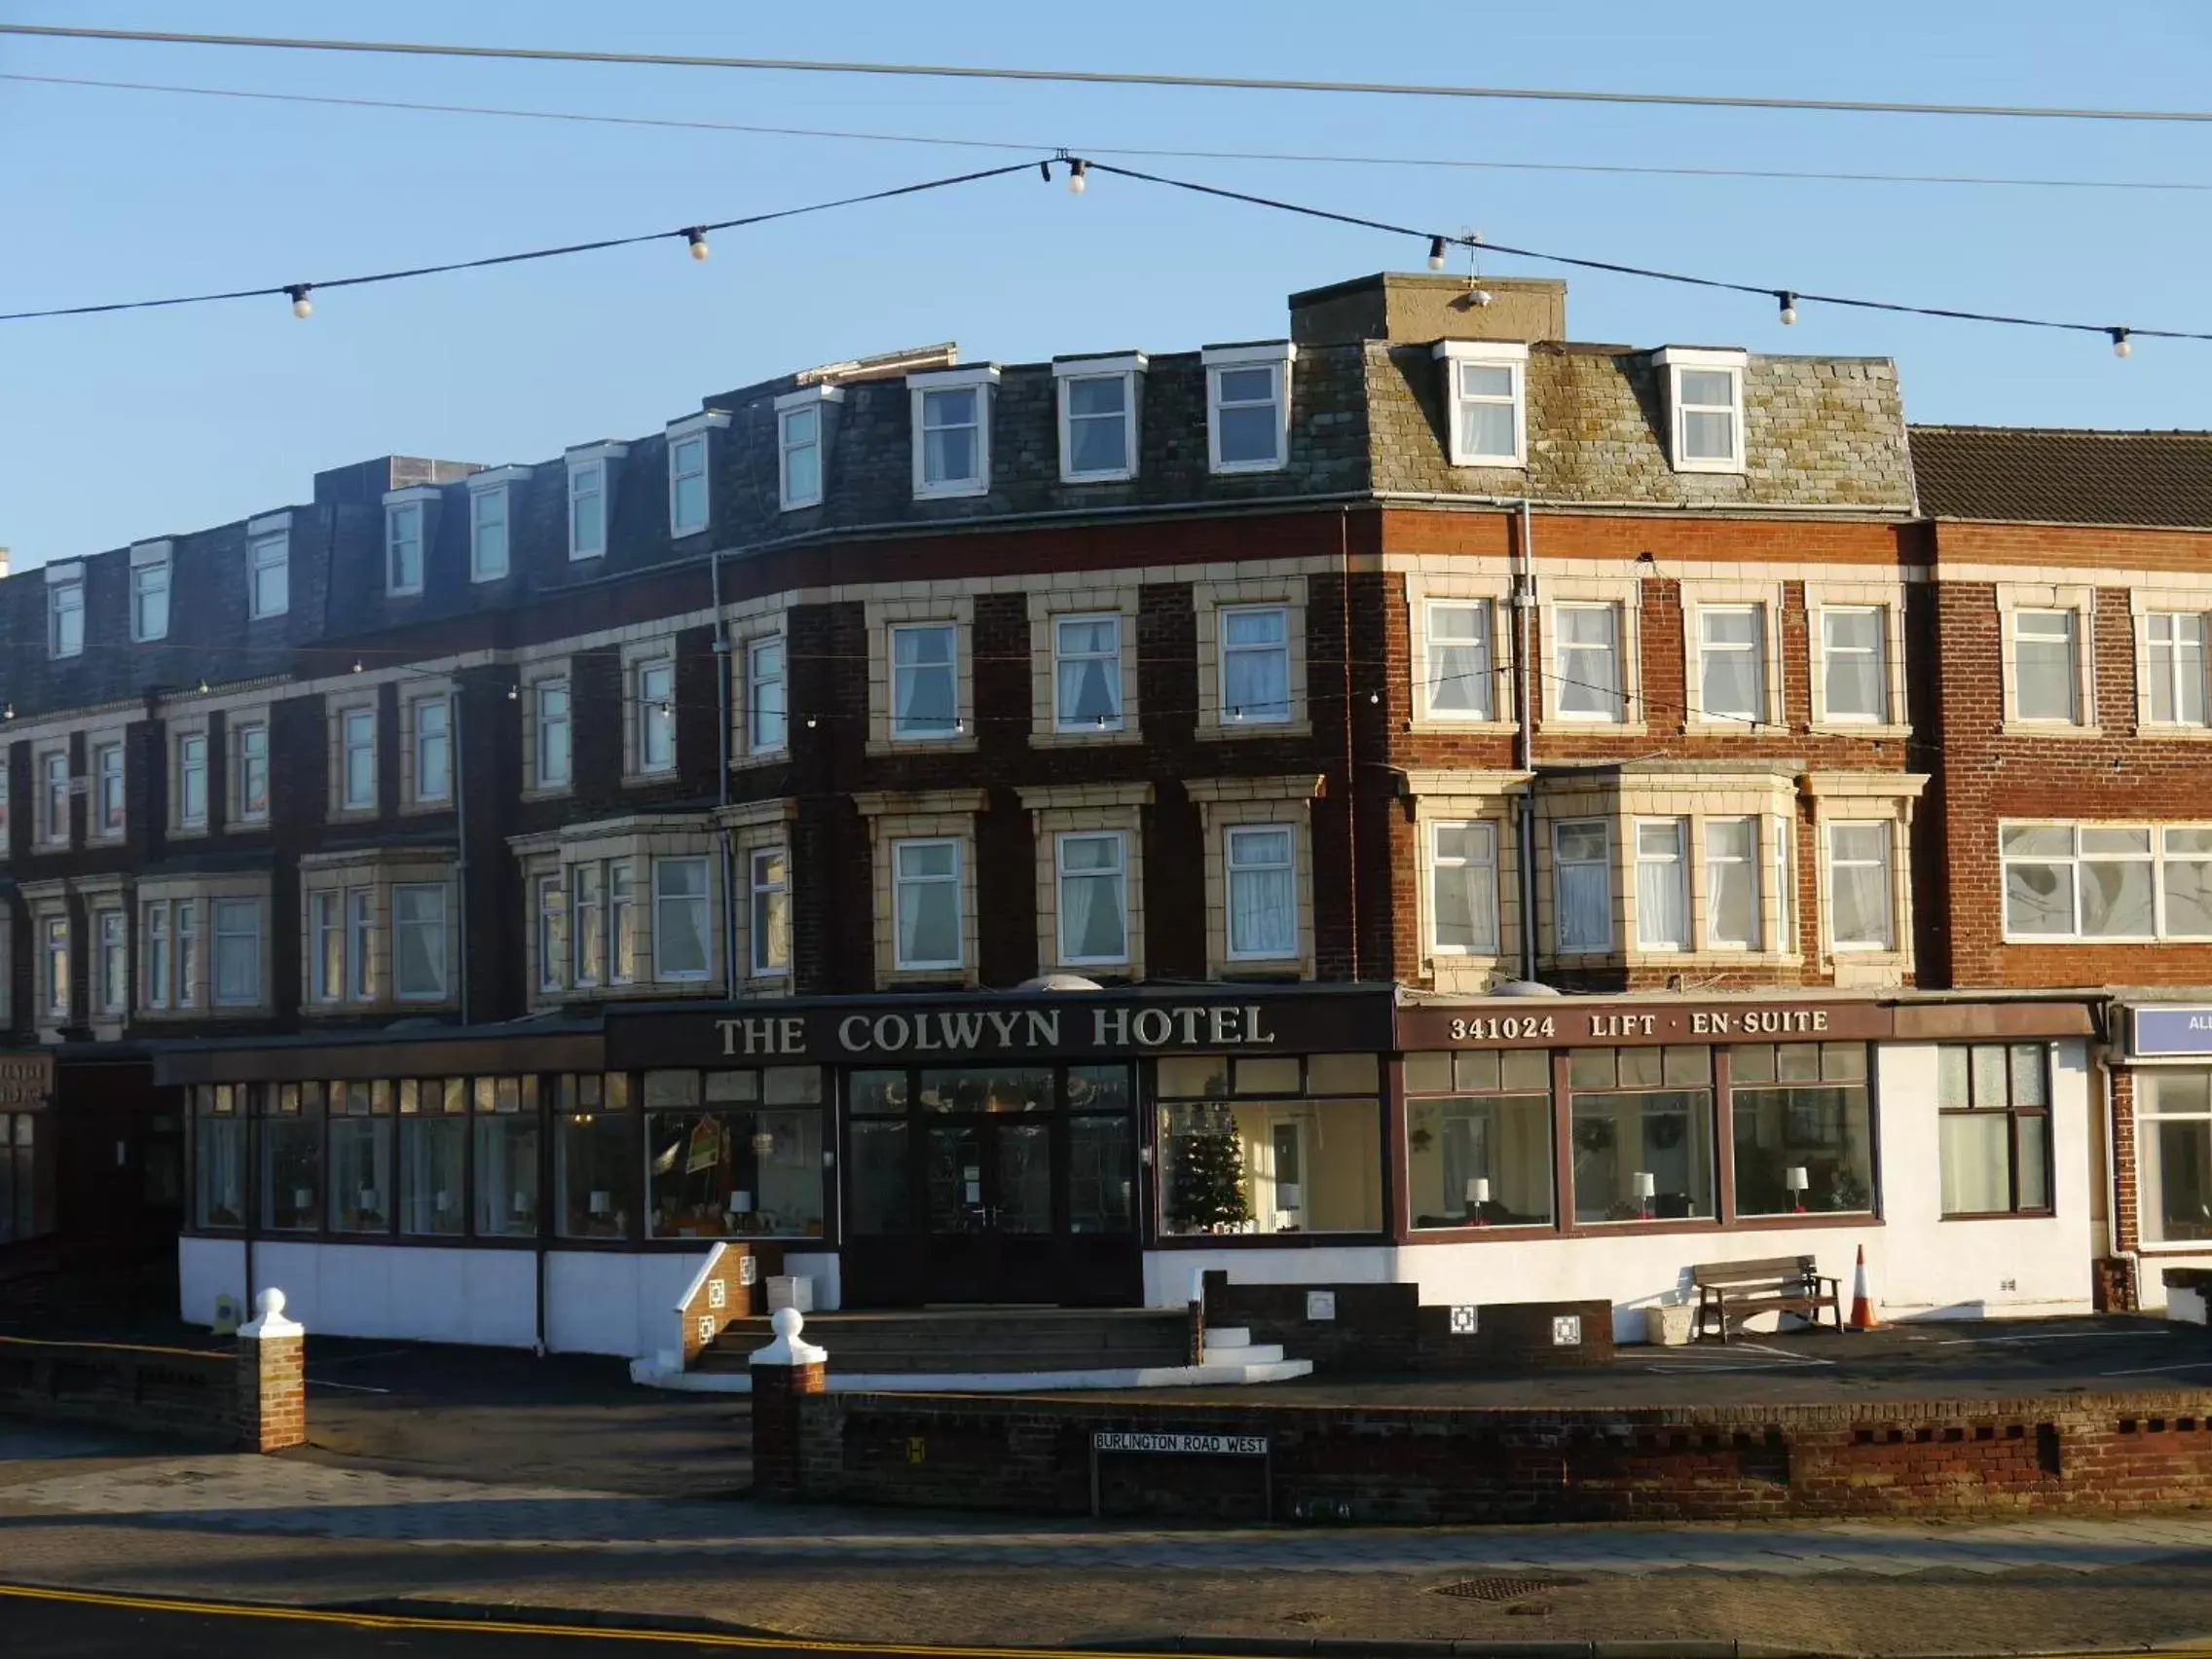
left=1289, top=272, right=1566, bottom=347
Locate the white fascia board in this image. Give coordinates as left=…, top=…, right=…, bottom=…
left=774, top=385, right=847, bottom=412
left=907, top=364, right=1001, bottom=389
left=129, top=539, right=173, bottom=568
left=1653, top=346, right=1751, bottom=369
left=1433, top=340, right=1530, bottom=363
left=44, top=560, right=83, bottom=585
left=665, top=410, right=732, bottom=440
left=246, top=511, right=293, bottom=535
left=1201, top=341, right=1296, bottom=367
left=565, top=440, right=630, bottom=465
left=467, top=464, right=534, bottom=493
left=1053, top=352, right=1148, bottom=379
left=382, top=485, right=440, bottom=507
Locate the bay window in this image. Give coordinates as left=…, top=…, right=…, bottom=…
left=327, top=1082, right=393, bottom=1235
left=399, top=1079, right=465, bottom=1237
left=1635, top=819, right=1690, bottom=950
left=260, top=1084, right=322, bottom=1233
left=1706, top=818, right=1760, bottom=950
left=471, top=1076, right=539, bottom=1238
left=651, top=857, right=712, bottom=981
left=211, top=899, right=261, bottom=1007
left=750, top=848, right=790, bottom=977
left=556, top=1072, right=635, bottom=1240
left=391, top=884, right=448, bottom=1001
left=645, top=1066, right=826, bottom=1240
left=1552, top=820, right=1612, bottom=954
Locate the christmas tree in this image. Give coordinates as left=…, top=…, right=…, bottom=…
left=1167, top=1112, right=1249, bottom=1233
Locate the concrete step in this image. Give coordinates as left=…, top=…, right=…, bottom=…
left=1199, top=1342, right=1285, bottom=1366
left=695, top=1309, right=1194, bottom=1375
left=1204, top=1326, right=1251, bottom=1348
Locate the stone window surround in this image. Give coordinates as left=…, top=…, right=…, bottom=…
left=1193, top=574, right=1310, bottom=740
left=1433, top=339, right=1530, bottom=470
left=665, top=411, right=729, bottom=540
left=1052, top=352, right=1146, bottom=485
left=1531, top=768, right=1805, bottom=972
left=382, top=484, right=437, bottom=598
left=84, top=723, right=129, bottom=845
left=2128, top=586, right=2212, bottom=740
left=1404, top=571, right=1517, bottom=733
left=1028, top=585, right=1143, bottom=748
left=397, top=681, right=456, bottom=815
left=68, top=873, right=132, bottom=1038
left=298, top=849, right=460, bottom=1015
left=520, top=658, right=572, bottom=798
left=773, top=386, right=840, bottom=513
left=1189, top=774, right=1322, bottom=981
left=133, top=870, right=276, bottom=1021
left=1805, top=579, right=1912, bottom=738
left=720, top=798, right=797, bottom=994
left=19, top=880, right=72, bottom=1031
left=1679, top=578, right=1788, bottom=734
left=31, top=738, right=72, bottom=850
left=509, top=813, right=727, bottom=1008
left=1398, top=769, right=1530, bottom=988
left=621, top=637, right=681, bottom=785
left=907, top=365, right=1000, bottom=501
left=166, top=718, right=211, bottom=839
left=1802, top=770, right=1929, bottom=989
left=866, top=594, right=977, bottom=756
left=856, top=789, right=985, bottom=989
left=1538, top=573, right=1648, bottom=734
left=1201, top=341, right=1296, bottom=477
left=730, top=615, right=790, bottom=768
left=1997, top=581, right=2100, bottom=737
left=565, top=440, right=627, bottom=562
left=227, top=705, right=275, bottom=829
left=1654, top=346, right=1749, bottom=476
left=326, top=691, right=382, bottom=821
left=1016, top=783, right=1154, bottom=979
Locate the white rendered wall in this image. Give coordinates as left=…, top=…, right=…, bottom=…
left=209, top=1242, right=541, bottom=1348
left=544, top=1250, right=708, bottom=1357
left=178, top=1235, right=247, bottom=1325
left=1145, top=1041, right=2096, bottom=1339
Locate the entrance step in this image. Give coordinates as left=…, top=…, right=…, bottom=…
left=694, top=1307, right=1193, bottom=1376
left=1199, top=1342, right=1285, bottom=1366
left=1204, top=1326, right=1251, bottom=1348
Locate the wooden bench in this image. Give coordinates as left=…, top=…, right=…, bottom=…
left=1691, top=1255, right=1842, bottom=1344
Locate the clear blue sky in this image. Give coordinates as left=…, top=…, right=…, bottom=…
left=2, top=0, right=2207, bottom=569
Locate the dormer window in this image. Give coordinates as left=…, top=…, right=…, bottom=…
left=129, top=540, right=171, bottom=642
left=1202, top=343, right=1295, bottom=474
left=665, top=411, right=728, bottom=539
left=1054, top=353, right=1145, bottom=483
left=1656, top=348, right=1748, bottom=473
left=46, top=562, right=84, bottom=659
left=775, top=386, right=843, bottom=512
left=908, top=366, right=998, bottom=499
left=383, top=487, right=434, bottom=596
left=1434, top=340, right=1528, bottom=467
left=565, top=442, right=625, bottom=561
left=467, top=465, right=530, bottom=582
left=246, top=513, right=290, bottom=619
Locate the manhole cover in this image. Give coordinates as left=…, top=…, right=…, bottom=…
left=1433, top=1575, right=1584, bottom=1602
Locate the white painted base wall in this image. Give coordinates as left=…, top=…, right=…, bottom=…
left=2141, top=1251, right=2212, bottom=1314
left=1144, top=1041, right=2098, bottom=1341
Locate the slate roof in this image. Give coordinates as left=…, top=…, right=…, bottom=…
left=1909, top=424, right=2212, bottom=530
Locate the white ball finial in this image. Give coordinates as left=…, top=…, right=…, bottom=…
left=771, top=1306, right=804, bottom=1341
left=749, top=1300, right=827, bottom=1366
left=259, top=1288, right=286, bottom=1320
left=240, top=1284, right=303, bottom=1338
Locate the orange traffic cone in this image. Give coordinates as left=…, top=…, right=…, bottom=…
left=1848, top=1243, right=1880, bottom=1332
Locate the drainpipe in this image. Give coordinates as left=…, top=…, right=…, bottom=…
left=1514, top=498, right=1538, bottom=983
left=454, top=686, right=470, bottom=1027
left=1339, top=510, right=1358, bottom=981
left=2099, top=1038, right=2138, bottom=1309
left=712, top=552, right=737, bottom=994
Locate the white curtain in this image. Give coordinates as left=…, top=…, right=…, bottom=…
left=1829, top=825, right=1891, bottom=947
left=894, top=627, right=955, bottom=731
left=899, top=882, right=958, bottom=964
left=1555, top=852, right=1609, bottom=952
left=1231, top=867, right=1294, bottom=956
left=1059, top=838, right=1124, bottom=960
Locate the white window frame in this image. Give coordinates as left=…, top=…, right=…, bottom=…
left=92, top=741, right=125, bottom=837
left=891, top=836, right=965, bottom=971
left=1634, top=818, right=1691, bottom=952
left=1051, top=612, right=1124, bottom=733
left=2011, top=608, right=2080, bottom=724
left=412, top=695, right=452, bottom=804
left=1433, top=340, right=1528, bottom=467
left=1551, top=600, right=1626, bottom=724
left=1997, top=821, right=2212, bottom=943
left=1552, top=818, right=1614, bottom=955
left=636, top=657, right=677, bottom=774
left=1218, top=603, right=1294, bottom=726
left=95, top=908, right=128, bottom=1015
left=467, top=467, right=528, bottom=583
left=2144, top=609, right=2212, bottom=728
left=390, top=883, right=448, bottom=1002
left=309, top=890, right=344, bottom=1004
left=340, top=708, right=377, bottom=812
left=246, top=521, right=289, bottom=619
left=1202, top=343, right=1295, bottom=475
left=129, top=541, right=171, bottom=643
left=1419, top=599, right=1496, bottom=722
left=774, top=387, right=839, bottom=512
left=47, top=566, right=84, bottom=659
left=141, top=900, right=170, bottom=1011
left=609, top=864, right=638, bottom=985
left=650, top=856, right=714, bottom=983
left=1427, top=819, right=1500, bottom=957
left=747, top=635, right=787, bottom=756
left=1825, top=820, right=1895, bottom=952
left=38, top=750, right=68, bottom=846
left=1655, top=347, right=1748, bottom=474
left=1053, top=354, right=1144, bottom=484
left=889, top=621, right=961, bottom=743
left=665, top=411, right=728, bottom=538
left=1818, top=604, right=1890, bottom=724
left=1224, top=824, right=1299, bottom=962
left=1705, top=816, right=1762, bottom=951
left=383, top=494, right=427, bottom=597
left=210, top=898, right=262, bottom=1008
left=1775, top=813, right=1799, bottom=954
left=535, top=678, right=572, bottom=790
left=175, top=902, right=200, bottom=1010
left=1692, top=601, right=1769, bottom=727
left=571, top=863, right=604, bottom=989
left=535, top=872, right=566, bottom=995
left=1054, top=830, right=1130, bottom=967
left=1999, top=588, right=2096, bottom=730
left=908, top=366, right=998, bottom=500
left=40, top=915, right=68, bottom=1020
left=346, top=889, right=374, bottom=1003
left=235, top=721, right=270, bottom=824
left=176, top=736, right=207, bottom=830
left=749, top=846, right=790, bottom=978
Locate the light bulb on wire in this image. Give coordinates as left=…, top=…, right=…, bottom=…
left=1066, top=159, right=1088, bottom=195
left=1776, top=290, right=1799, bottom=326
left=2111, top=327, right=2133, bottom=359
left=685, top=228, right=710, bottom=262
left=1426, top=237, right=1448, bottom=273
left=286, top=285, right=313, bottom=320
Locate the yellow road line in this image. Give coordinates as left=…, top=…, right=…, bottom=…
left=0, top=1581, right=1203, bottom=1658
left=0, top=1333, right=229, bottom=1359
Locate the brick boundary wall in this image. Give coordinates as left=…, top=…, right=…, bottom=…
left=1202, top=1272, right=1614, bottom=1372
left=0, top=1334, right=304, bottom=1452
left=759, top=1387, right=2212, bottom=1523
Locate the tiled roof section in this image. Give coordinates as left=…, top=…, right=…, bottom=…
left=1909, top=425, right=2212, bottom=529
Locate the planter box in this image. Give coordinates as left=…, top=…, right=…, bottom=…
left=1644, top=1303, right=1695, bottom=1346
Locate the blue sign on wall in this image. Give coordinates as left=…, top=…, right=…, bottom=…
left=2131, top=1007, right=2212, bottom=1057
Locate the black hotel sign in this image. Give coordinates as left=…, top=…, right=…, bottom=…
left=607, top=990, right=1395, bottom=1068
